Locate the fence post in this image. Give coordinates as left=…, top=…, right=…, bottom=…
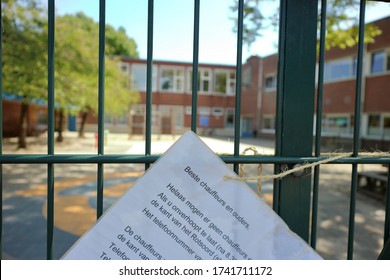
left=274, top=0, right=318, bottom=241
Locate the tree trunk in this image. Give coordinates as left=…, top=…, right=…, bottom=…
left=78, top=111, right=88, bottom=138
left=18, top=102, right=29, bottom=149
left=56, top=109, right=64, bottom=142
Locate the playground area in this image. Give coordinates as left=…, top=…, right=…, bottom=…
left=2, top=132, right=387, bottom=259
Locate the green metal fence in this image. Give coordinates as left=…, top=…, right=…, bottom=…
left=1, top=0, right=389, bottom=260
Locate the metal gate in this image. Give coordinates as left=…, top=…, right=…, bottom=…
left=1, top=0, right=389, bottom=260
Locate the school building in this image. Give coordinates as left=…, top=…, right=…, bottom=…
left=3, top=16, right=390, bottom=150
left=249, top=16, right=390, bottom=150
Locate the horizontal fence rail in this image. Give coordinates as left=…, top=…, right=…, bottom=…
left=2, top=154, right=390, bottom=165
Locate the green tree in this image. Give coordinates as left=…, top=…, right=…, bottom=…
left=54, top=12, right=101, bottom=141
left=3, top=2, right=140, bottom=146
left=2, top=0, right=47, bottom=148
left=230, top=0, right=382, bottom=51
left=54, top=13, right=139, bottom=139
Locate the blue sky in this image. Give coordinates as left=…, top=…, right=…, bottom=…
left=52, top=0, right=390, bottom=65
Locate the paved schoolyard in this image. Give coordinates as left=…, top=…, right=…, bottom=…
left=2, top=132, right=387, bottom=259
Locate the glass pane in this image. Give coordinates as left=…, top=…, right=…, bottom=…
left=383, top=116, right=390, bottom=137
left=367, top=114, right=381, bottom=135
left=371, top=51, right=385, bottom=74
left=160, top=69, right=173, bottom=90
left=131, top=64, right=147, bottom=91
left=215, top=72, right=227, bottom=93
left=331, top=61, right=351, bottom=80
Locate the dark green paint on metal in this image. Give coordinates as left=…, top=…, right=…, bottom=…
left=311, top=0, right=327, bottom=250
left=2, top=154, right=390, bottom=165
left=191, top=0, right=200, bottom=132
left=273, top=0, right=287, bottom=213
left=97, top=0, right=106, bottom=219
left=0, top=0, right=3, bottom=260
left=275, top=0, right=318, bottom=242
left=47, top=0, right=55, bottom=260
left=385, top=166, right=390, bottom=245
left=233, top=0, right=244, bottom=174
left=145, top=0, right=154, bottom=170
left=347, top=0, right=366, bottom=260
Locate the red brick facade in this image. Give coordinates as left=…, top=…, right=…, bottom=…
left=240, top=16, right=390, bottom=149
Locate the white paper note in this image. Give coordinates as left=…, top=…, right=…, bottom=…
left=63, top=131, right=321, bottom=260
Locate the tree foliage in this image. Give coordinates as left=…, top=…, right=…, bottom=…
left=2, top=0, right=140, bottom=145
left=2, top=0, right=47, bottom=100
left=2, top=0, right=47, bottom=147
left=230, top=0, right=383, bottom=51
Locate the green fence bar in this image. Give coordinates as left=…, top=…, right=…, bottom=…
left=275, top=0, right=318, bottom=241
left=273, top=0, right=287, bottom=212
left=145, top=0, right=154, bottom=170
left=47, top=0, right=55, bottom=260
left=96, top=0, right=106, bottom=219
left=233, top=0, right=244, bottom=174
left=385, top=167, right=390, bottom=244
left=347, top=0, right=366, bottom=260
left=0, top=0, right=3, bottom=260
left=311, top=0, right=327, bottom=250
left=3, top=154, right=390, bottom=165
left=191, top=0, right=200, bottom=132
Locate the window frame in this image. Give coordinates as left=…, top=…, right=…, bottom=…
left=159, top=66, right=185, bottom=93
left=214, top=70, right=236, bottom=95
left=187, top=68, right=212, bottom=94
left=369, top=49, right=390, bottom=75
left=264, top=74, right=277, bottom=91
left=323, top=56, right=357, bottom=83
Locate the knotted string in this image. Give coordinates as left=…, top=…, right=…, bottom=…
left=225, top=149, right=390, bottom=195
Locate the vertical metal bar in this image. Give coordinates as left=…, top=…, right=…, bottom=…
left=0, top=1, right=3, bottom=260
left=385, top=166, right=390, bottom=245
left=273, top=0, right=287, bottom=212
left=97, top=0, right=106, bottom=219
left=191, top=0, right=200, bottom=133
left=145, top=0, right=154, bottom=170
left=233, top=0, right=244, bottom=174
left=311, top=0, right=327, bottom=249
left=47, top=0, right=55, bottom=260
left=275, top=0, right=318, bottom=241
left=347, top=0, right=366, bottom=260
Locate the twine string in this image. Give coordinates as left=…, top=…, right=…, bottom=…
left=226, top=149, right=390, bottom=195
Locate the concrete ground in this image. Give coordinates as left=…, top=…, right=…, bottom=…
left=1, top=131, right=388, bottom=260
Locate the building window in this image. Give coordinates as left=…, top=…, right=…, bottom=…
left=370, top=50, right=390, bottom=74
left=322, top=115, right=353, bottom=135
left=200, top=70, right=211, bottom=92
left=105, top=114, right=127, bottom=125
left=225, top=108, right=235, bottom=128
left=367, top=114, right=381, bottom=136
left=185, top=106, right=192, bottom=115
left=212, top=107, right=224, bottom=116
left=130, top=64, right=157, bottom=91
left=228, top=72, right=236, bottom=95
left=213, top=71, right=235, bottom=95
left=215, top=72, right=227, bottom=94
left=367, top=114, right=390, bottom=137
left=264, top=75, right=277, bottom=90
left=384, top=116, right=390, bottom=137
left=324, top=57, right=356, bottom=82
left=160, top=68, right=184, bottom=92
left=158, top=105, right=184, bottom=127
left=199, top=107, right=210, bottom=116
left=263, top=116, right=275, bottom=130
left=188, top=69, right=211, bottom=93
